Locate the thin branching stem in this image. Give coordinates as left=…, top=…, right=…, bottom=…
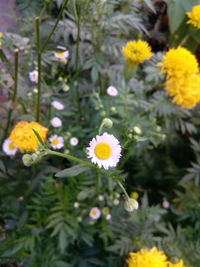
left=41, top=0, right=69, bottom=52
left=2, top=49, right=19, bottom=141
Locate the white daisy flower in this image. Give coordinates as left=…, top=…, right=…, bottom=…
left=29, top=70, right=38, bottom=83
left=54, top=46, right=69, bottom=60
left=50, top=117, right=62, bottom=128
left=89, top=207, right=101, bottom=220
left=51, top=100, right=65, bottom=110
left=106, top=86, right=118, bottom=96
left=87, top=132, right=122, bottom=170
left=2, top=139, right=18, bottom=156
left=70, top=137, right=79, bottom=146
left=49, top=135, right=64, bottom=149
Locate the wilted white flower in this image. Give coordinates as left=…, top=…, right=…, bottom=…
left=29, top=70, right=38, bottom=83
left=133, top=126, right=142, bottom=135
left=106, top=86, right=118, bottom=96
left=49, top=135, right=64, bottom=149
left=124, top=198, right=139, bottom=212
left=51, top=100, right=65, bottom=110
left=70, top=137, right=79, bottom=146
left=50, top=117, right=62, bottom=128
left=89, top=207, right=101, bottom=220
left=87, top=132, right=122, bottom=170
left=2, top=139, right=18, bottom=156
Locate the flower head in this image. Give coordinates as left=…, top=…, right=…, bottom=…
left=70, top=137, right=79, bottom=146
left=168, top=260, right=189, bottom=267
left=124, top=198, right=139, bottom=212
left=54, top=46, right=69, bottom=61
left=187, top=5, right=200, bottom=28
left=50, top=117, right=62, bottom=128
left=89, top=207, right=101, bottom=220
left=106, top=86, right=118, bottom=96
left=2, top=139, right=18, bottom=156
left=158, top=47, right=199, bottom=79
left=51, top=100, right=64, bottom=110
left=29, top=70, right=38, bottom=83
left=87, top=132, right=122, bottom=170
left=49, top=135, right=64, bottom=149
left=127, top=247, right=168, bottom=267
left=9, top=121, right=48, bottom=152
left=122, top=40, right=152, bottom=66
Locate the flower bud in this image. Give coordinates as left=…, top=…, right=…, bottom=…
left=102, top=118, right=113, bottom=129
left=124, top=198, right=139, bottom=212
left=22, top=154, right=33, bottom=167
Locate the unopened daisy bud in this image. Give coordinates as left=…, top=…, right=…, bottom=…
left=113, top=199, right=120, bottom=206
left=98, top=195, right=104, bottom=201
left=133, top=126, right=142, bottom=135
left=77, top=216, right=82, bottom=222
left=74, top=202, right=79, bottom=208
left=50, top=117, right=62, bottom=128
left=27, top=92, right=32, bottom=97
left=110, top=106, right=116, bottom=113
left=89, top=207, right=101, bottom=220
left=124, top=198, right=139, bottom=212
left=162, top=200, right=170, bottom=209
left=106, top=214, right=111, bottom=221
left=102, top=118, right=113, bottom=129
left=33, top=88, right=38, bottom=94
left=70, top=137, right=79, bottom=146
left=100, top=111, right=106, bottom=117
left=22, top=154, right=33, bottom=167
left=102, top=207, right=109, bottom=216
left=63, top=84, right=70, bottom=92
left=114, top=192, right=120, bottom=199
left=128, top=133, right=133, bottom=138
left=31, top=153, right=39, bottom=161
left=18, top=196, right=24, bottom=201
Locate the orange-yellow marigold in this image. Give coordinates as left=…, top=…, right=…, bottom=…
left=187, top=5, right=200, bottom=29
left=9, top=121, right=48, bottom=151
left=122, top=40, right=153, bottom=66
left=158, top=47, right=199, bottom=79
left=127, top=247, right=168, bottom=267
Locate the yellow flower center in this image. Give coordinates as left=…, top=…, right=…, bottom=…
left=52, top=139, right=59, bottom=145
left=56, top=52, right=65, bottom=57
left=91, top=210, right=97, bottom=216
left=94, top=142, right=112, bottom=160
left=8, top=142, right=15, bottom=150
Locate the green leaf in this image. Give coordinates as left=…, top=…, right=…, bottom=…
left=166, top=0, right=186, bottom=34
left=32, top=129, right=45, bottom=146
left=59, top=228, right=68, bottom=254
left=55, top=164, right=89, bottom=178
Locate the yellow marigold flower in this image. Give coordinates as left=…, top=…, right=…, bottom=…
left=165, top=74, right=200, bottom=109
left=168, top=259, right=190, bottom=267
left=9, top=121, right=48, bottom=151
left=187, top=5, right=200, bottom=28
left=158, top=47, right=199, bottom=79
left=122, top=40, right=153, bottom=66
left=127, top=247, right=168, bottom=267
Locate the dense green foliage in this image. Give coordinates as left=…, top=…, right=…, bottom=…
left=1, top=0, right=200, bottom=266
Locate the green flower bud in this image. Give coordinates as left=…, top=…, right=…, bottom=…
left=102, top=118, right=113, bottom=129
left=22, top=154, right=33, bottom=167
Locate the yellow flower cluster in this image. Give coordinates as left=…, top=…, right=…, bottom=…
left=127, top=247, right=189, bottom=267
left=159, top=47, right=200, bottom=109
left=9, top=121, right=48, bottom=151
left=187, top=5, right=200, bottom=29
left=122, top=40, right=153, bottom=66
left=0, top=32, right=3, bottom=47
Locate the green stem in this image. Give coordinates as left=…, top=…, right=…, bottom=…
left=41, top=0, right=69, bottom=52
left=179, top=33, right=190, bottom=46
left=3, top=49, right=19, bottom=141
left=75, top=17, right=81, bottom=71
left=116, top=180, right=129, bottom=199
left=35, top=17, right=41, bottom=122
